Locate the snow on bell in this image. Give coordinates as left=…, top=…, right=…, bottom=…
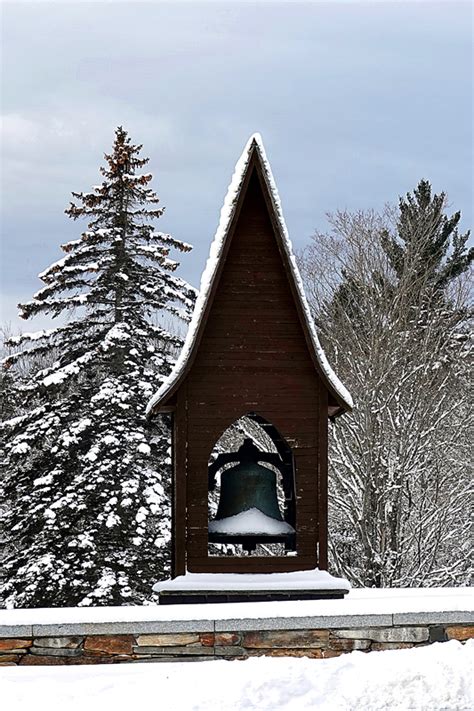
left=213, top=439, right=284, bottom=523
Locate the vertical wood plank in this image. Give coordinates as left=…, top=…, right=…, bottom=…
left=172, top=384, right=187, bottom=577
left=318, top=384, right=328, bottom=570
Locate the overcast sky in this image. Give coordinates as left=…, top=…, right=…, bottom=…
left=1, top=1, right=472, bottom=331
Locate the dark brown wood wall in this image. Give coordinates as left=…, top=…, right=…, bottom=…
left=178, top=167, right=326, bottom=573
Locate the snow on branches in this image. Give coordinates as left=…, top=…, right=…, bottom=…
left=1, top=127, right=196, bottom=608
left=300, top=192, right=472, bottom=589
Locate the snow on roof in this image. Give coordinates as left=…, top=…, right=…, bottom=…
left=146, top=133, right=353, bottom=416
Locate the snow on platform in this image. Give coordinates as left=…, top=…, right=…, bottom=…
left=0, top=587, right=472, bottom=638
left=153, top=568, right=349, bottom=593
left=2, top=640, right=473, bottom=711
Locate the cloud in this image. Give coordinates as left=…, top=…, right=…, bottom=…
left=1, top=1, right=472, bottom=334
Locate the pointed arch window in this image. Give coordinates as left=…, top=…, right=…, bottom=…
left=207, top=413, right=296, bottom=557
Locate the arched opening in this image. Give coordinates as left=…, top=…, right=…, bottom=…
left=207, top=413, right=296, bottom=557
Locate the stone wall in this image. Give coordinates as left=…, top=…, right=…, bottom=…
left=1, top=624, right=472, bottom=666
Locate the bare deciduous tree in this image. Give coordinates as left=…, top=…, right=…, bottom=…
left=299, top=194, right=472, bottom=588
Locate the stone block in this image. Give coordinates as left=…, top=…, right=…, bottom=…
left=371, top=642, right=415, bottom=651
left=242, top=630, right=329, bottom=649
left=20, top=655, right=69, bottom=665
left=33, top=619, right=213, bottom=637
left=199, top=633, right=215, bottom=647
left=64, top=656, right=117, bottom=665
left=321, top=649, right=343, bottom=658
left=81, top=648, right=105, bottom=656
left=328, top=637, right=355, bottom=652
left=136, top=633, right=200, bottom=647
left=0, top=638, right=32, bottom=651
left=445, top=626, right=474, bottom=641
left=130, top=656, right=215, bottom=664
left=215, top=614, right=392, bottom=632
left=215, top=633, right=241, bottom=646
left=332, top=629, right=379, bottom=640
left=393, top=612, right=474, bottom=626
left=329, top=637, right=370, bottom=652
left=214, top=646, right=246, bottom=657
left=34, top=636, right=83, bottom=649
left=84, top=635, right=134, bottom=655
left=352, top=639, right=371, bottom=651
left=0, top=654, right=21, bottom=663
left=0, top=625, right=33, bottom=639
left=247, top=647, right=325, bottom=659
left=30, top=646, right=82, bottom=657
left=429, top=626, right=447, bottom=643
left=0, top=648, right=27, bottom=655
left=132, top=645, right=214, bottom=656
left=332, top=627, right=428, bottom=643
left=373, top=627, right=428, bottom=643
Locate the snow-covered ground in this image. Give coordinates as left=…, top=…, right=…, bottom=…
left=2, top=640, right=472, bottom=711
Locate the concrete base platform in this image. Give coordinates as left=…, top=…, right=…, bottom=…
left=154, top=568, right=351, bottom=604
left=158, top=589, right=348, bottom=604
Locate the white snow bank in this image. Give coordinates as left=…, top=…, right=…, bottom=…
left=146, top=133, right=353, bottom=416
left=2, top=641, right=472, bottom=711
left=208, top=507, right=295, bottom=535
left=1, top=587, right=472, bottom=625
left=154, top=568, right=349, bottom=593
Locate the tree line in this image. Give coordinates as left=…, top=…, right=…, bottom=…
left=1, top=129, right=471, bottom=607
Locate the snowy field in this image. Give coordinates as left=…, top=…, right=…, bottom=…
left=2, top=640, right=472, bottom=711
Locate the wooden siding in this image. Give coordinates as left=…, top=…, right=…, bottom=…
left=175, top=165, right=325, bottom=574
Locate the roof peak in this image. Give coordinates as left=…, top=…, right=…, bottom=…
left=247, top=132, right=263, bottom=144
left=146, top=135, right=353, bottom=417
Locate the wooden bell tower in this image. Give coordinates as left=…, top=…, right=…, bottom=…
left=147, top=134, right=352, bottom=580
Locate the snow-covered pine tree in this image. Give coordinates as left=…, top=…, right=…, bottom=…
left=0, top=127, right=196, bottom=608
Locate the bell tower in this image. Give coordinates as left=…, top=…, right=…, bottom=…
left=147, top=134, right=352, bottom=592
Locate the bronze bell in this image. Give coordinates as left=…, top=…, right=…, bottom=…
left=214, top=439, right=284, bottom=522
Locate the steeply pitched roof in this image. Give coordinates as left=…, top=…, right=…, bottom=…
left=146, top=134, right=353, bottom=417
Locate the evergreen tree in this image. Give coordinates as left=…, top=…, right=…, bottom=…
left=0, top=127, right=195, bottom=608
left=381, top=179, right=472, bottom=303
